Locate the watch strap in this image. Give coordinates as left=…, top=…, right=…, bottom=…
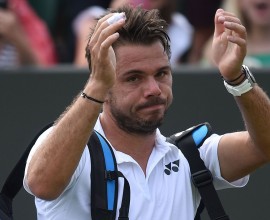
left=224, top=79, right=254, bottom=96
left=223, top=65, right=256, bottom=96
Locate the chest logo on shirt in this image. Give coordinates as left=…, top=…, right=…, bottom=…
left=164, top=160, right=180, bottom=175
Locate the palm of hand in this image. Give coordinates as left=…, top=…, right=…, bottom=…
left=90, top=45, right=117, bottom=90
left=212, top=30, right=246, bottom=78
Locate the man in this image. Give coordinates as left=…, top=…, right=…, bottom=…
left=23, top=5, right=270, bottom=220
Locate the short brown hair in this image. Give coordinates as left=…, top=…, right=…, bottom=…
left=85, top=5, right=171, bottom=69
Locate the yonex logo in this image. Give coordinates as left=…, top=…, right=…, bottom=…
left=164, top=160, right=180, bottom=175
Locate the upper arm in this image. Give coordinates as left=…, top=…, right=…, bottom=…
left=24, top=127, right=88, bottom=199
left=24, top=127, right=54, bottom=182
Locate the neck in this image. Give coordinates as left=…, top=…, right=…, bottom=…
left=100, top=113, right=156, bottom=174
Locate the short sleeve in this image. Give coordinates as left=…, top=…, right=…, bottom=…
left=199, top=134, right=249, bottom=190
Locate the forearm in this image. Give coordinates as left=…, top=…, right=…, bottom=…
left=27, top=10, right=124, bottom=199
left=235, top=85, right=270, bottom=159
left=217, top=85, right=270, bottom=182
left=27, top=82, right=106, bottom=200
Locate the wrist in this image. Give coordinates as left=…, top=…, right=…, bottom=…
left=83, top=80, right=110, bottom=102
left=80, top=92, right=104, bottom=104
left=222, top=70, right=246, bottom=86
left=223, top=65, right=256, bottom=97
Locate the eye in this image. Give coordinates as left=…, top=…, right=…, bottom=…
left=127, top=76, right=139, bottom=82
left=156, top=71, right=166, bottom=78
left=123, top=72, right=142, bottom=84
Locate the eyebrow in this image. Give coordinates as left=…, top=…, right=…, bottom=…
left=122, top=65, right=172, bottom=76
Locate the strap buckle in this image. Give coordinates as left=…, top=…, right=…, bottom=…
left=192, top=169, right=213, bottom=188
left=104, top=171, right=118, bottom=180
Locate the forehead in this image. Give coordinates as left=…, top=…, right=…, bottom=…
left=115, top=41, right=170, bottom=73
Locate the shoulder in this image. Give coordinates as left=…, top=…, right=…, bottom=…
left=199, top=134, right=222, bottom=165
left=155, top=129, right=189, bottom=166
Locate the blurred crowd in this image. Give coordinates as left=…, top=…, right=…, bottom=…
left=1, top=0, right=270, bottom=69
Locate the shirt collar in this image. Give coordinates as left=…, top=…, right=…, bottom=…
left=94, top=116, right=173, bottom=164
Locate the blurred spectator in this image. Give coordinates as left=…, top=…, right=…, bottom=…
left=225, top=0, right=270, bottom=68
left=203, top=0, right=270, bottom=68
left=180, top=0, right=223, bottom=64
left=0, top=0, right=57, bottom=68
left=72, top=0, right=194, bottom=67
left=28, top=0, right=112, bottom=64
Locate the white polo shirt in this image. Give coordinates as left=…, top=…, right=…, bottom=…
left=23, top=118, right=249, bottom=220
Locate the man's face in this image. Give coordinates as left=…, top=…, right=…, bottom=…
left=106, top=41, right=173, bottom=135
left=239, top=0, right=270, bottom=27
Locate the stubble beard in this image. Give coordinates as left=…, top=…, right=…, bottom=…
left=109, top=100, right=168, bottom=136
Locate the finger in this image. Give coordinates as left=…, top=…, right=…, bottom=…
left=90, top=13, right=125, bottom=45
left=225, top=22, right=247, bottom=55
left=89, top=19, right=124, bottom=61
left=88, top=18, right=124, bottom=64
left=214, top=9, right=244, bottom=39
left=219, top=10, right=238, bottom=18
left=89, top=13, right=114, bottom=43
left=93, top=13, right=114, bottom=33
left=227, top=35, right=246, bottom=48
left=224, top=28, right=232, bottom=40
left=107, top=13, right=126, bottom=25
left=98, top=32, right=120, bottom=59
left=224, top=21, right=247, bottom=39
left=214, top=9, right=226, bottom=37
left=221, top=16, right=242, bottom=25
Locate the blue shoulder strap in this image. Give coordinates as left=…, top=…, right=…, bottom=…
left=167, top=122, right=230, bottom=220
left=95, top=132, right=117, bottom=211
left=88, top=130, right=130, bottom=220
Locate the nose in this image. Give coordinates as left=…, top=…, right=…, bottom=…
left=144, top=77, right=161, bottom=97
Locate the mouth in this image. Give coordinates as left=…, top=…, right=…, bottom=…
left=140, top=104, right=165, bottom=112
left=136, top=98, right=166, bottom=112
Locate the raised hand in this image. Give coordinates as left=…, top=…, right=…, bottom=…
left=86, top=13, right=126, bottom=92
left=211, top=9, right=247, bottom=81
